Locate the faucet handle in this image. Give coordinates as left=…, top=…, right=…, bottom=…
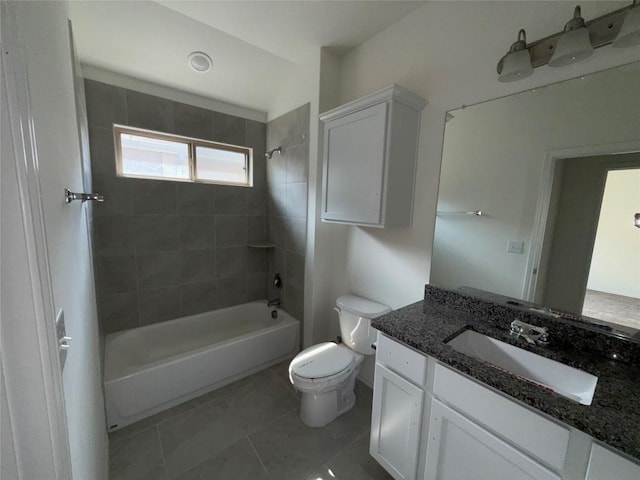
left=537, top=331, right=550, bottom=345
left=510, top=319, right=549, bottom=345
left=510, top=320, right=524, bottom=335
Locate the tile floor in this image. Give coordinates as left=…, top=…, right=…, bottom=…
left=582, top=289, right=640, bottom=330
left=108, top=361, right=393, bottom=480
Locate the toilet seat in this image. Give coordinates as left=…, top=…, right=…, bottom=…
left=290, top=343, right=362, bottom=396
left=290, top=342, right=354, bottom=379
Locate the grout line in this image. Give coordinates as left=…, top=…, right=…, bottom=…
left=321, top=429, right=369, bottom=470
left=251, top=404, right=298, bottom=434
left=155, top=424, right=169, bottom=477
left=246, top=434, right=270, bottom=476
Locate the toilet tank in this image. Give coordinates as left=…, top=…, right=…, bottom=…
left=336, top=295, right=391, bottom=355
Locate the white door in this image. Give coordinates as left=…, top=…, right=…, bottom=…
left=2, top=2, right=107, bottom=478
left=423, top=399, right=560, bottom=480
left=370, top=364, right=424, bottom=480
left=1, top=3, right=72, bottom=478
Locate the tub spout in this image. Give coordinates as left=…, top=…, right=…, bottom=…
left=267, top=298, right=280, bottom=307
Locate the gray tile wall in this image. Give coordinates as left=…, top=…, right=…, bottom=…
left=265, top=104, right=310, bottom=327
left=85, top=79, right=268, bottom=333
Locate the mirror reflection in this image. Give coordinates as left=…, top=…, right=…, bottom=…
left=432, top=62, right=640, bottom=335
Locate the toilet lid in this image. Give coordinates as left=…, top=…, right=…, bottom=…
left=291, top=342, right=353, bottom=379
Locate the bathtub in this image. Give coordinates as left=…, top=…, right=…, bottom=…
left=104, top=301, right=300, bottom=430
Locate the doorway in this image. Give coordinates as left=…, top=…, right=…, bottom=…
left=535, top=152, right=640, bottom=331
left=583, top=168, right=640, bottom=329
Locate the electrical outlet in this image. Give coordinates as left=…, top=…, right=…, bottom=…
left=507, top=240, right=524, bottom=254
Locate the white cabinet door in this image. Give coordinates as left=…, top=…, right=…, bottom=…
left=585, top=443, right=640, bottom=480
left=370, top=364, right=424, bottom=480
left=423, top=399, right=560, bottom=480
left=322, top=102, right=387, bottom=225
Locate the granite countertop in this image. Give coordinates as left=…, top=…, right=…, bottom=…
left=371, top=286, right=640, bottom=461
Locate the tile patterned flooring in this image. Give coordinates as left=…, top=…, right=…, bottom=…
left=108, top=361, right=393, bottom=480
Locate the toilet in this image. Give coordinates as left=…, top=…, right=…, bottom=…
left=289, top=294, right=390, bottom=427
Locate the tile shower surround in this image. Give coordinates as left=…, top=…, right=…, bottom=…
left=85, top=80, right=308, bottom=333
left=265, top=104, right=310, bottom=325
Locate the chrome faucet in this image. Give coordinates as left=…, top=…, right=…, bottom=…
left=267, top=298, right=280, bottom=307
left=510, top=320, right=549, bottom=345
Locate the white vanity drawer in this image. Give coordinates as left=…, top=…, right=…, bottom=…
left=433, top=363, right=571, bottom=471
left=376, top=334, right=427, bottom=386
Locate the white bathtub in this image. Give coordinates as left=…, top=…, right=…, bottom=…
left=104, top=301, right=300, bottom=430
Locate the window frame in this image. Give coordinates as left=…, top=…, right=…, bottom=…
left=113, top=125, right=253, bottom=187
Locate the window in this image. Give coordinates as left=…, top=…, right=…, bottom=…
left=114, top=125, right=252, bottom=186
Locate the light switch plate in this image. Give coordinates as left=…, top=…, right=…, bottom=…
left=507, top=240, right=524, bottom=254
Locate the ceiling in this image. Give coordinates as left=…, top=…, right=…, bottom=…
left=69, top=1, right=426, bottom=113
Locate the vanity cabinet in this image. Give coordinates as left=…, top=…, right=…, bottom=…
left=370, top=334, right=426, bottom=479
left=424, top=399, right=559, bottom=480
left=370, top=365, right=424, bottom=480
left=319, top=85, right=426, bottom=228
left=424, top=363, right=565, bottom=480
left=370, top=333, right=640, bottom=480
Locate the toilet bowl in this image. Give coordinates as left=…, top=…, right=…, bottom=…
left=289, top=294, right=390, bottom=427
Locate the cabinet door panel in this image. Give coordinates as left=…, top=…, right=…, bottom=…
left=322, top=102, right=387, bottom=224
left=424, top=399, right=560, bottom=480
left=586, top=443, right=640, bottom=480
left=370, top=364, right=424, bottom=480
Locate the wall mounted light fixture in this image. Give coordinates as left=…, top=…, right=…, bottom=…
left=635, top=213, right=640, bottom=228
left=497, top=2, right=640, bottom=82
left=498, top=29, right=533, bottom=82
left=548, top=6, right=594, bottom=67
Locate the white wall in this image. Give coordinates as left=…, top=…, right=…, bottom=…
left=320, top=1, right=639, bottom=384
left=267, top=1, right=640, bottom=385
left=14, top=1, right=108, bottom=478
left=333, top=1, right=639, bottom=310
left=587, top=169, right=640, bottom=298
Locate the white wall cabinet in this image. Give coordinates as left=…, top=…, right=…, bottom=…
left=370, top=333, right=640, bottom=480
left=320, top=85, right=426, bottom=228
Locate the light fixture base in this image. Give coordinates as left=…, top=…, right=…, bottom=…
left=613, top=2, right=640, bottom=48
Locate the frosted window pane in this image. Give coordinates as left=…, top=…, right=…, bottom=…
left=120, top=133, right=189, bottom=179
left=196, top=146, right=247, bottom=184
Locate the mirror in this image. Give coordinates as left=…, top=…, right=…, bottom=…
left=432, top=62, right=640, bottom=337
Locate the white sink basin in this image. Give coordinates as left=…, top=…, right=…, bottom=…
left=447, top=330, right=598, bottom=405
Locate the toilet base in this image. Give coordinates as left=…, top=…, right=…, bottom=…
left=298, top=369, right=359, bottom=427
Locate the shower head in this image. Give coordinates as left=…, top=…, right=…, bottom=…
left=265, top=146, right=282, bottom=159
